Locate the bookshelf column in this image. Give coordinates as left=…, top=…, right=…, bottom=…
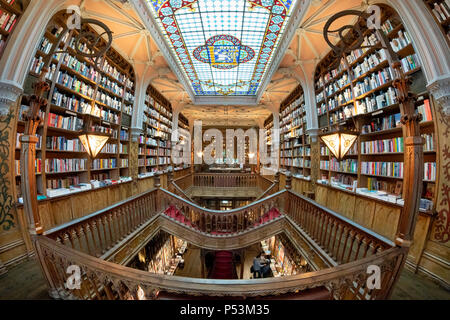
left=130, top=128, right=141, bottom=193
left=309, top=129, right=321, bottom=193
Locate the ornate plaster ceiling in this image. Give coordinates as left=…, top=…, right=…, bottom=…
left=79, top=0, right=369, bottom=127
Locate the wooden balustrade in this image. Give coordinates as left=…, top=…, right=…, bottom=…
left=33, top=180, right=408, bottom=300
left=34, top=234, right=406, bottom=300
left=286, top=191, right=395, bottom=264
left=43, top=189, right=160, bottom=257
left=193, top=173, right=258, bottom=188
left=159, top=189, right=287, bottom=234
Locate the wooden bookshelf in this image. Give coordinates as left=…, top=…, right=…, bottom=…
left=0, top=0, right=30, bottom=60
left=279, top=85, right=311, bottom=178
left=423, top=0, right=450, bottom=45
left=139, top=84, right=173, bottom=177
left=314, top=4, right=437, bottom=210
left=174, top=112, right=190, bottom=171
left=15, top=11, right=136, bottom=200
left=260, top=114, right=274, bottom=172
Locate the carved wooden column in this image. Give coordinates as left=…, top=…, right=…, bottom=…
left=130, top=128, right=141, bottom=195
left=20, top=135, right=43, bottom=234
left=376, top=29, right=424, bottom=246
left=308, top=129, right=321, bottom=194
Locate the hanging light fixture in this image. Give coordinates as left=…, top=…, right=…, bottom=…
left=78, top=114, right=111, bottom=159
left=320, top=129, right=358, bottom=160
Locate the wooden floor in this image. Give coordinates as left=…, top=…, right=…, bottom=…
left=0, top=257, right=448, bottom=300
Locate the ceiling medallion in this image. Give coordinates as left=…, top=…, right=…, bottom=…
left=193, top=35, right=255, bottom=70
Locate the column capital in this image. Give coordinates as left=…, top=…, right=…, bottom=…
left=306, top=128, right=321, bottom=143
left=130, top=127, right=143, bottom=142
left=428, top=75, right=450, bottom=116
left=0, top=80, right=22, bottom=116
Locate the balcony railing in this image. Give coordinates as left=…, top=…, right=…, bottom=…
left=35, top=174, right=406, bottom=300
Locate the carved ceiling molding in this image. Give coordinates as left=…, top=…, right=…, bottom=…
left=428, top=75, right=450, bottom=116
left=0, top=81, right=23, bottom=116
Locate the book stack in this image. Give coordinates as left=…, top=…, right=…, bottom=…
left=0, top=7, right=17, bottom=34
left=417, top=99, right=433, bottom=122
left=423, top=133, right=435, bottom=152
left=424, top=162, right=437, bottom=181
left=390, top=30, right=412, bottom=52
left=430, top=1, right=450, bottom=23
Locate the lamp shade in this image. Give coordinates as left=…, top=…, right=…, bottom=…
left=79, top=133, right=110, bottom=158
left=320, top=130, right=358, bottom=160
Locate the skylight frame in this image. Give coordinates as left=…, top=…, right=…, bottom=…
left=145, top=0, right=301, bottom=100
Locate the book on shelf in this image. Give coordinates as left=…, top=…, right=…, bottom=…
left=417, top=99, right=433, bottom=122
left=430, top=1, right=450, bottom=22
left=361, top=161, right=404, bottom=178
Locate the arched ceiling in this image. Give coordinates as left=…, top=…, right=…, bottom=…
left=80, top=0, right=370, bottom=127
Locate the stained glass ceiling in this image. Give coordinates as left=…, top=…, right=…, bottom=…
left=146, top=0, right=299, bottom=97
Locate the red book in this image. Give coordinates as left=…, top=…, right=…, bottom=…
left=424, top=99, right=432, bottom=121
left=7, top=18, right=16, bottom=32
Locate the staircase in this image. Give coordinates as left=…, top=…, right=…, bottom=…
left=210, top=251, right=237, bottom=280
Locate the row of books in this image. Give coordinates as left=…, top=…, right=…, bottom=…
left=47, top=113, right=84, bottom=131
left=354, top=87, right=398, bottom=115
left=120, top=130, right=129, bottom=141
left=353, top=49, right=388, bottom=79
left=423, top=134, right=435, bottom=152
left=361, top=137, right=404, bottom=154
left=15, top=159, right=42, bottom=175
left=361, top=113, right=402, bottom=134
left=361, top=161, right=404, bottom=178
left=92, top=159, right=117, bottom=170
left=330, top=158, right=358, bottom=174
left=390, top=30, right=412, bottom=53
left=59, top=53, right=125, bottom=96
left=353, top=67, right=395, bottom=98
left=57, top=71, right=96, bottom=99
left=424, top=162, right=437, bottom=181
left=0, top=10, right=17, bottom=33
left=101, top=143, right=118, bottom=154
left=400, top=54, right=421, bottom=73
left=293, top=158, right=311, bottom=168
left=46, top=136, right=85, bottom=152
left=417, top=99, right=433, bottom=122
left=120, top=144, right=128, bottom=154
left=120, top=159, right=129, bottom=168
left=429, top=1, right=450, bottom=23
left=46, top=176, right=81, bottom=190
left=45, top=158, right=87, bottom=173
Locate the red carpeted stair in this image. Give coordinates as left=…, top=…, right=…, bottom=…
left=255, top=208, right=281, bottom=226
left=210, top=251, right=236, bottom=280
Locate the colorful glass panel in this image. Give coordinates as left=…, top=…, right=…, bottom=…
left=146, top=0, right=299, bottom=96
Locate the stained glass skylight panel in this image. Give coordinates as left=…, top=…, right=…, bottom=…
left=146, top=0, right=298, bottom=97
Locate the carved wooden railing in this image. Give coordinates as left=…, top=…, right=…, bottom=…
left=159, top=189, right=287, bottom=234
left=286, top=191, right=395, bottom=264
left=34, top=234, right=406, bottom=300
left=34, top=181, right=407, bottom=300
left=255, top=173, right=280, bottom=201
left=193, top=173, right=258, bottom=188
left=43, top=189, right=160, bottom=257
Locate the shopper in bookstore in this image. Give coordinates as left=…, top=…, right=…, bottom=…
left=0, top=0, right=449, bottom=301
